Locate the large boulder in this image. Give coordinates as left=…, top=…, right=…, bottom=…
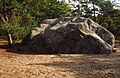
left=20, top=17, right=115, bottom=54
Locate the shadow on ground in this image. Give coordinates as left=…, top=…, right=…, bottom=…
left=0, top=39, right=120, bottom=54
left=2, top=41, right=120, bottom=54
left=0, top=45, right=9, bottom=49
left=0, top=41, right=120, bottom=78
left=27, top=54, right=120, bottom=78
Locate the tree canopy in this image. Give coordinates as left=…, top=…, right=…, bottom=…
left=0, top=0, right=71, bottom=46
left=70, top=0, right=120, bottom=37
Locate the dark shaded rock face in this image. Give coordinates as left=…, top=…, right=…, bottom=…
left=21, top=17, right=115, bottom=54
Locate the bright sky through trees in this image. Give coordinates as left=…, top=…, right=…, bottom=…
left=59, top=0, right=120, bottom=9
left=59, top=0, right=120, bottom=5
left=111, top=0, right=120, bottom=9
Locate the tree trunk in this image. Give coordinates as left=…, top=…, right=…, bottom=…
left=92, top=2, right=96, bottom=22
left=7, top=32, right=14, bottom=48
left=2, top=3, right=14, bottom=48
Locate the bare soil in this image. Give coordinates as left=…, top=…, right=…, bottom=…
left=0, top=41, right=120, bottom=78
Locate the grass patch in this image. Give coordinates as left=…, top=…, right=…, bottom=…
left=115, top=40, right=120, bottom=43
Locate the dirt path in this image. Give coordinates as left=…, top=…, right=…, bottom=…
left=0, top=42, right=120, bottom=78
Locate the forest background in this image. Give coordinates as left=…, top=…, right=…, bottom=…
left=0, top=0, right=120, bottom=46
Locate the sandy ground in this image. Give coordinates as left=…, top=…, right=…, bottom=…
left=0, top=42, right=120, bottom=78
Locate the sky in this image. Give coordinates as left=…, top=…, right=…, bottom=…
left=58, top=0, right=120, bottom=16
left=59, top=0, right=120, bottom=9
left=59, top=0, right=120, bottom=5
left=111, top=0, right=120, bottom=3
left=111, top=0, right=120, bottom=8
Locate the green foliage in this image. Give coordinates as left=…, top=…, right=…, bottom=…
left=0, top=0, right=37, bottom=39
left=1, top=14, right=37, bottom=39
left=88, top=0, right=120, bottom=37
left=0, top=0, right=70, bottom=40
left=1, top=22, right=21, bottom=38
left=73, top=0, right=120, bottom=37
left=84, top=5, right=93, bottom=17
left=0, top=0, right=120, bottom=40
left=101, top=22, right=108, bottom=29
left=25, top=0, right=71, bottom=22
